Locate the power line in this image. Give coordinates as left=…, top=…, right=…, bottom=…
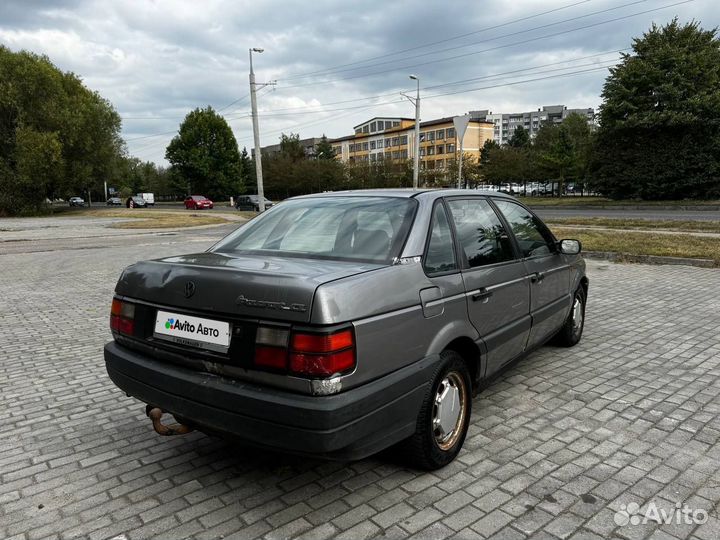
left=281, top=0, right=644, bottom=83
left=281, top=0, right=593, bottom=80
left=231, top=63, right=617, bottom=146
left=277, top=0, right=691, bottom=89
left=125, top=51, right=623, bottom=154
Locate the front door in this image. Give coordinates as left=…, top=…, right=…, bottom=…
left=446, top=198, right=531, bottom=376
left=493, top=200, right=572, bottom=349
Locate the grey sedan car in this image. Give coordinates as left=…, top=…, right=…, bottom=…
left=105, top=189, right=587, bottom=469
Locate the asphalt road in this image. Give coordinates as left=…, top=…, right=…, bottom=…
left=533, top=208, right=720, bottom=221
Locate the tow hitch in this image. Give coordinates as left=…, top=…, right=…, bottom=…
left=145, top=405, right=193, bottom=436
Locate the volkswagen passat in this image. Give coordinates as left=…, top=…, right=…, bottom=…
left=105, top=189, right=587, bottom=469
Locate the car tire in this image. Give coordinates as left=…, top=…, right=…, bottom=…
left=552, top=286, right=586, bottom=347
left=399, top=350, right=472, bottom=470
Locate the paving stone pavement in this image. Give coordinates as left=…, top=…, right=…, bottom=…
left=1, top=225, right=720, bottom=540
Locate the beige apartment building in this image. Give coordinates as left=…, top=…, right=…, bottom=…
left=330, top=115, right=495, bottom=171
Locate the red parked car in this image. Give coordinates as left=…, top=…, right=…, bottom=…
left=184, top=195, right=214, bottom=210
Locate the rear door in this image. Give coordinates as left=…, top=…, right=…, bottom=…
left=492, top=199, right=571, bottom=349
left=446, top=198, right=531, bottom=376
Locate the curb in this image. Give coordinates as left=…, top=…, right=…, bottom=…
left=583, top=250, right=717, bottom=268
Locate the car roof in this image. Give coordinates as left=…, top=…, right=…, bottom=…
left=290, top=188, right=517, bottom=202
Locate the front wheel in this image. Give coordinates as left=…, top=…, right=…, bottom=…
left=399, top=350, right=471, bottom=470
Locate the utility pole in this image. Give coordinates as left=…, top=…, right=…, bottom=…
left=249, top=47, right=276, bottom=212
left=402, top=75, right=421, bottom=189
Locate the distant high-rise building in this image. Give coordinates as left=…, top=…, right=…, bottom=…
left=470, top=105, right=595, bottom=145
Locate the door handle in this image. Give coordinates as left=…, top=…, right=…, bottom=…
left=530, top=272, right=545, bottom=283
left=472, top=288, right=493, bottom=302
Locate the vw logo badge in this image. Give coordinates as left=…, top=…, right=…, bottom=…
left=184, top=281, right=196, bottom=298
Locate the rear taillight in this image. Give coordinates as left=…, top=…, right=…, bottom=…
left=110, top=298, right=135, bottom=336
left=290, top=328, right=355, bottom=377
left=252, top=326, right=356, bottom=378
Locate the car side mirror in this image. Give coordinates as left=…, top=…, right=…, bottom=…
left=559, top=239, right=582, bottom=255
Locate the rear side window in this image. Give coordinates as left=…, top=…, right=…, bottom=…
left=494, top=200, right=556, bottom=258
left=447, top=199, right=514, bottom=267
left=213, top=197, right=417, bottom=264
left=424, top=203, right=457, bottom=275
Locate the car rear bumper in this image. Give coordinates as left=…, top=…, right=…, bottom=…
left=104, top=341, right=437, bottom=460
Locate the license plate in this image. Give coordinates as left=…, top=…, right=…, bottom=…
left=153, top=310, right=231, bottom=352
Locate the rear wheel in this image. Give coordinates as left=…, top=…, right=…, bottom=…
left=552, top=287, right=586, bottom=347
left=399, top=350, right=471, bottom=470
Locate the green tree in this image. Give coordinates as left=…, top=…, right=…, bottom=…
left=165, top=106, right=243, bottom=199
left=239, top=146, right=253, bottom=188
left=0, top=46, right=124, bottom=214
left=508, top=126, right=530, bottom=148
left=592, top=19, right=720, bottom=199
left=314, top=135, right=336, bottom=160
left=279, top=132, right=306, bottom=162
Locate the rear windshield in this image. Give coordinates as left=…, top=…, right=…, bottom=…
left=212, top=196, right=417, bottom=263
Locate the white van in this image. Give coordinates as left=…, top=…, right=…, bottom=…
left=137, top=193, right=155, bottom=206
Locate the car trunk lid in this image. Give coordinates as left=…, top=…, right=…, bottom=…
left=115, top=251, right=383, bottom=323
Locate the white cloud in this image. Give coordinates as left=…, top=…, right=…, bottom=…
left=1, top=0, right=716, bottom=164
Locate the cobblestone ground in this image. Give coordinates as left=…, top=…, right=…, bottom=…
left=1, top=225, right=720, bottom=540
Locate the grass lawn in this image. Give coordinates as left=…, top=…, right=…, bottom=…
left=550, top=226, right=720, bottom=265
left=546, top=217, right=720, bottom=233
left=82, top=209, right=232, bottom=229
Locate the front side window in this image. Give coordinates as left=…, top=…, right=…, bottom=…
left=424, top=203, right=457, bottom=275
left=494, top=200, right=555, bottom=258
left=213, top=197, right=417, bottom=264
left=447, top=199, right=514, bottom=268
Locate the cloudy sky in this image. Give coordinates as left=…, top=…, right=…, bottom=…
left=0, top=0, right=714, bottom=164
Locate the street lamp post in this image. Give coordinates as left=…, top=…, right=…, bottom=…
left=249, top=47, right=266, bottom=212
left=408, top=75, right=421, bottom=189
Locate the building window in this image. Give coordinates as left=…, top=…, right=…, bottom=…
left=427, top=146, right=435, bottom=156
left=355, top=128, right=362, bottom=134
left=385, top=151, right=391, bottom=159
left=385, top=121, right=392, bottom=129
left=349, top=144, right=355, bottom=152
left=392, top=151, right=400, bottom=159
left=447, top=143, right=456, bottom=153
left=362, top=142, right=368, bottom=151
left=427, top=160, right=435, bottom=169
left=370, top=122, right=376, bottom=132
left=370, top=141, right=376, bottom=150
left=377, top=153, right=383, bottom=160
left=393, top=121, right=400, bottom=127
left=436, top=129, right=445, bottom=139
left=420, top=148, right=426, bottom=157
left=436, top=145, right=444, bottom=154
left=392, top=137, right=400, bottom=146
left=419, top=133, right=425, bottom=142
left=400, top=135, right=408, bottom=145
left=428, top=131, right=435, bottom=142
left=401, top=149, right=408, bottom=159
left=362, top=125, right=369, bottom=133
left=447, top=128, right=456, bottom=138
left=385, top=139, right=392, bottom=148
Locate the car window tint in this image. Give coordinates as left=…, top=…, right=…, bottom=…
left=494, top=200, right=555, bottom=258
left=424, top=203, right=457, bottom=275
left=447, top=199, right=514, bottom=267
